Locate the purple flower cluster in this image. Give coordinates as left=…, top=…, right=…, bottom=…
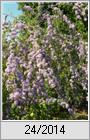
left=3, top=2, right=88, bottom=117
left=15, top=22, right=25, bottom=30
left=52, top=5, right=75, bottom=30
left=23, top=5, right=33, bottom=11
left=73, top=2, right=88, bottom=21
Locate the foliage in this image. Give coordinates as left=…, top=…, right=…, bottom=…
left=2, top=2, right=88, bottom=120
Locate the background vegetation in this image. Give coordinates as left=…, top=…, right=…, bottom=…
left=2, top=2, right=88, bottom=120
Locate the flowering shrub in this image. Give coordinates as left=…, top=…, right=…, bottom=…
left=2, top=2, right=88, bottom=120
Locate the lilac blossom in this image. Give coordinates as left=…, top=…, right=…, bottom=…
left=3, top=2, right=88, bottom=120
left=15, top=22, right=25, bottom=29
left=23, top=5, right=33, bottom=11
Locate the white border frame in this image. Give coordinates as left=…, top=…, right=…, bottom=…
left=1, top=0, right=89, bottom=123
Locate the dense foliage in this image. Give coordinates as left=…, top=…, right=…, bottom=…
left=2, top=2, right=88, bottom=120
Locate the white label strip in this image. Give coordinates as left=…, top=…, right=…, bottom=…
left=1, top=121, right=89, bottom=139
